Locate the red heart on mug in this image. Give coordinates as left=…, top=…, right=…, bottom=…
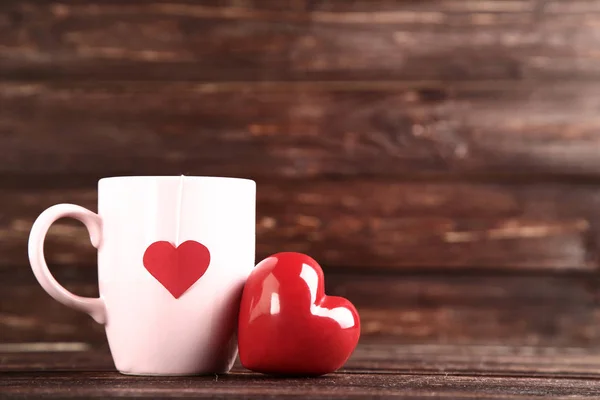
left=238, top=252, right=360, bottom=376
left=143, top=240, right=211, bottom=299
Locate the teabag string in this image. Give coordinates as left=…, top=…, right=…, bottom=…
left=175, top=174, right=185, bottom=247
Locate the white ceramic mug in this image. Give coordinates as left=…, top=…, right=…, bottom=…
left=28, top=176, right=256, bottom=375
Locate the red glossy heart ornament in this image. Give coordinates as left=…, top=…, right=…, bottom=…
left=238, top=252, right=360, bottom=376
left=143, top=240, right=211, bottom=299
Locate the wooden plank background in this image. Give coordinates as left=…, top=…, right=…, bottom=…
left=2, top=0, right=600, bottom=349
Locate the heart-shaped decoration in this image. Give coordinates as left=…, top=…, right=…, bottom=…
left=238, top=252, right=360, bottom=376
left=143, top=240, right=211, bottom=299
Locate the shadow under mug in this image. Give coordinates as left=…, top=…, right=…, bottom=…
left=27, top=176, right=256, bottom=375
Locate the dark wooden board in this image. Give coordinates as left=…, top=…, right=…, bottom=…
left=3, top=81, right=600, bottom=179
left=5, top=343, right=600, bottom=378
left=2, top=344, right=600, bottom=399
left=1, top=1, right=600, bottom=82
left=3, top=265, right=600, bottom=346
left=2, top=372, right=600, bottom=399
left=2, top=181, right=600, bottom=271
left=347, top=343, right=600, bottom=378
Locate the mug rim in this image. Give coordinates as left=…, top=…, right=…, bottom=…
left=98, top=175, right=255, bottom=184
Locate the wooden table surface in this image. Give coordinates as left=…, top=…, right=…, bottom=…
left=2, top=342, right=600, bottom=399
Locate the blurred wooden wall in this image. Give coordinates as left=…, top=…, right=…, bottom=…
left=2, top=0, right=600, bottom=348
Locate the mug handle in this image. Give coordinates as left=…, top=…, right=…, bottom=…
left=28, top=204, right=107, bottom=324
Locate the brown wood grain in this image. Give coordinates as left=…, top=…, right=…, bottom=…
left=3, top=265, right=600, bottom=346
left=2, top=181, right=599, bottom=271
left=347, top=343, right=600, bottom=378
left=1, top=1, right=599, bottom=82
left=4, top=342, right=600, bottom=398
left=4, top=343, right=600, bottom=378
left=2, top=346, right=600, bottom=399
left=3, top=3, right=600, bottom=387
left=3, top=81, right=600, bottom=179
